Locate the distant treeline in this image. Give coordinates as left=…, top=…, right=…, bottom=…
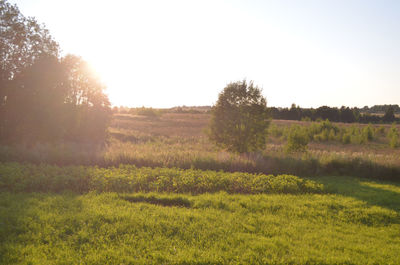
left=361, top=104, right=400, bottom=114
left=268, top=104, right=399, bottom=124
left=114, top=104, right=399, bottom=124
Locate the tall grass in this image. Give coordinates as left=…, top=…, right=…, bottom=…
left=1, top=114, right=400, bottom=181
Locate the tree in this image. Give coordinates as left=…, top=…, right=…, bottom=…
left=208, top=80, right=270, bottom=153
left=1, top=0, right=59, bottom=140
left=3, top=55, right=67, bottom=142
left=0, top=0, right=110, bottom=143
left=61, top=55, right=111, bottom=142
left=0, top=0, right=59, bottom=93
left=383, top=106, right=395, bottom=122
left=2, top=54, right=111, bottom=143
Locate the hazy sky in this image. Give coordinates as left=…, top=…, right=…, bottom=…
left=9, top=0, right=400, bottom=108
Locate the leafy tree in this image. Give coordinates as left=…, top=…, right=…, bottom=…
left=0, top=0, right=110, bottom=143
left=61, top=55, right=111, bottom=142
left=0, top=0, right=59, bottom=140
left=3, top=55, right=67, bottom=142
left=0, top=0, right=59, bottom=95
left=208, top=80, right=270, bottom=153
left=2, top=54, right=111, bottom=143
left=383, top=106, right=395, bottom=122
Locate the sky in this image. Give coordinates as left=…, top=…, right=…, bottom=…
left=9, top=0, right=400, bottom=108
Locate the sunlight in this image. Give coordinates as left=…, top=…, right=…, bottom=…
left=14, top=0, right=400, bottom=108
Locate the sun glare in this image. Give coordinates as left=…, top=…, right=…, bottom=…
left=14, top=0, right=400, bottom=108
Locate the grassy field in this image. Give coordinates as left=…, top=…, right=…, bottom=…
left=1, top=175, right=399, bottom=264
left=2, top=112, right=399, bottom=180
left=1, top=113, right=400, bottom=264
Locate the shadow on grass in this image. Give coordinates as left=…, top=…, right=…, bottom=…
left=312, top=176, right=400, bottom=214
left=0, top=193, right=81, bottom=264
left=121, top=194, right=192, bottom=208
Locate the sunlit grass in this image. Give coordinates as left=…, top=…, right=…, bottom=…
left=1, top=176, right=399, bottom=264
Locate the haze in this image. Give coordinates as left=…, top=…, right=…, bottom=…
left=10, top=0, right=400, bottom=108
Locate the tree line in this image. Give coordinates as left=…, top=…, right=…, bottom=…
left=268, top=104, right=398, bottom=124
left=0, top=0, right=111, bottom=144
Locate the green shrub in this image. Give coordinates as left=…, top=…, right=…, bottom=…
left=387, top=124, right=399, bottom=148
left=268, top=124, right=283, bottom=138
left=375, top=126, right=386, bottom=136
left=389, top=134, right=399, bottom=148
left=362, top=124, right=374, bottom=141
left=285, top=126, right=309, bottom=153
left=0, top=162, right=324, bottom=194
left=342, top=133, right=351, bottom=144
left=137, top=107, right=162, bottom=118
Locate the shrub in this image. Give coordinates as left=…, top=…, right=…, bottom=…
left=342, top=133, right=351, bottom=144
left=362, top=124, right=374, bottom=141
left=387, top=124, right=399, bottom=148
left=136, top=107, right=162, bottom=118
left=268, top=124, right=283, bottom=138
left=0, top=162, right=324, bottom=194
left=285, top=126, right=309, bottom=153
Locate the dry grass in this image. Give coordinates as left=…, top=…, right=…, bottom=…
left=1, top=113, right=399, bottom=181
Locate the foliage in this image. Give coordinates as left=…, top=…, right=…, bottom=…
left=0, top=1, right=110, bottom=143
left=1, top=114, right=400, bottom=182
left=208, top=80, right=270, bottom=153
left=0, top=0, right=59, bottom=84
left=285, top=126, right=309, bottom=153
left=0, top=0, right=60, bottom=139
left=135, top=107, right=162, bottom=118
left=268, top=104, right=399, bottom=124
left=387, top=124, right=399, bottom=148
left=61, top=55, right=111, bottom=142
left=1, top=55, right=111, bottom=143
left=0, top=162, right=323, bottom=194
left=383, top=106, right=395, bottom=122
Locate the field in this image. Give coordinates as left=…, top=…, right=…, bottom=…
left=1, top=113, right=400, bottom=264
left=2, top=113, right=400, bottom=180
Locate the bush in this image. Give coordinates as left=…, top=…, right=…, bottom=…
left=0, top=162, right=324, bottom=194
left=362, top=124, right=374, bottom=141
left=342, top=133, right=351, bottom=144
left=136, top=107, right=162, bottom=118
left=387, top=124, right=399, bottom=148
left=285, top=126, right=309, bottom=153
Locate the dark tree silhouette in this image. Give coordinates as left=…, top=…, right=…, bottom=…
left=61, top=55, right=111, bottom=142
left=0, top=0, right=110, bottom=143
left=0, top=0, right=59, bottom=93
left=3, top=56, right=67, bottom=142
left=383, top=106, right=395, bottom=122
left=208, top=80, right=270, bottom=153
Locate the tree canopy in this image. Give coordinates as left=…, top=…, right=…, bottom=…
left=208, top=80, right=270, bottom=153
left=0, top=0, right=110, bottom=143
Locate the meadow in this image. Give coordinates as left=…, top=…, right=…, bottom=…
left=1, top=112, right=400, bottom=264
left=2, top=112, right=399, bottom=181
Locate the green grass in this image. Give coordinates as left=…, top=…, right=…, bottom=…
left=1, top=176, right=400, bottom=264
left=1, top=114, right=400, bottom=263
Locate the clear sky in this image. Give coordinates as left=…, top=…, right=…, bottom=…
left=9, top=0, right=400, bottom=108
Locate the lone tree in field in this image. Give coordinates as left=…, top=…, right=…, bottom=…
left=208, top=80, right=270, bottom=153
